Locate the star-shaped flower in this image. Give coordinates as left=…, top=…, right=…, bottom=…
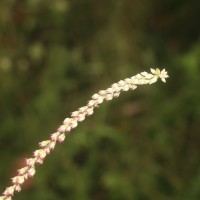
left=150, top=68, right=169, bottom=82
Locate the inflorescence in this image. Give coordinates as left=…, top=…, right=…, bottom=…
left=0, top=68, right=169, bottom=200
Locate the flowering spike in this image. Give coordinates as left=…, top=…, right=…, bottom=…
left=0, top=68, right=168, bottom=199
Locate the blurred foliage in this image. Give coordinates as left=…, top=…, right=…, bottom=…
left=0, top=0, right=200, bottom=200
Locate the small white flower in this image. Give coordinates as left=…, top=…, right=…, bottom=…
left=28, top=167, right=36, bottom=177
left=92, top=93, right=100, bottom=99
left=137, top=79, right=144, bottom=84
left=70, top=120, right=78, bottom=128
left=150, top=68, right=156, bottom=74
left=57, top=125, right=66, bottom=133
left=65, top=126, right=72, bottom=132
left=24, top=174, right=28, bottom=179
left=113, top=92, right=120, bottom=97
left=57, top=134, right=65, bottom=143
left=51, top=132, right=60, bottom=141
left=36, top=158, right=44, bottom=165
left=133, top=79, right=139, bottom=84
left=63, top=118, right=71, bottom=125
left=26, top=158, right=36, bottom=166
left=99, top=90, right=106, bottom=95
left=39, top=140, right=50, bottom=148
left=44, top=147, right=51, bottom=154
left=77, top=114, right=85, bottom=122
left=106, top=88, right=113, bottom=93
left=88, top=100, right=95, bottom=107
left=96, top=97, right=104, bottom=104
left=34, top=150, right=46, bottom=159
left=159, top=68, right=169, bottom=82
left=129, top=85, right=137, bottom=90
left=135, top=74, right=142, bottom=79
left=146, top=74, right=154, bottom=79
left=149, top=77, right=158, bottom=84
left=11, top=176, right=24, bottom=185
left=71, top=111, right=79, bottom=117
left=150, top=68, right=169, bottom=83
left=87, top=108, right=94, bottom=116
left=49, top=141, right=56, bottom=150
left=15, top=185, right=21, bottom=192
left=111, top=83, right=120, bottom=92
left=3, top=186, right=15, bottom=196
left=122, top=85, right=129, bottom=91
left=18, top=167, right=28, bottom=175
left=124, top=78, right=132, bottom=84
left=79, top=106, right=88, bottom=113
left=141, top=72, right=148, bottom=76
left=105, top=94, right=113, bottom=100
left=118, top=80, right=125, bottom=86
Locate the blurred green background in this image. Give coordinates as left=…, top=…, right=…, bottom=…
left=0, top=0, right=200, bottom=200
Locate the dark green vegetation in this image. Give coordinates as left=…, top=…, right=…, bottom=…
left=0, top=0, right=200, bottom=199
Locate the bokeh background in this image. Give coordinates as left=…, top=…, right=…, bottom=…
left=1, top=0, right=200, bottom=200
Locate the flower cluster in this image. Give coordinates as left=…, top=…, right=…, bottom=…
left=0, top=68, right=168, bottom=200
